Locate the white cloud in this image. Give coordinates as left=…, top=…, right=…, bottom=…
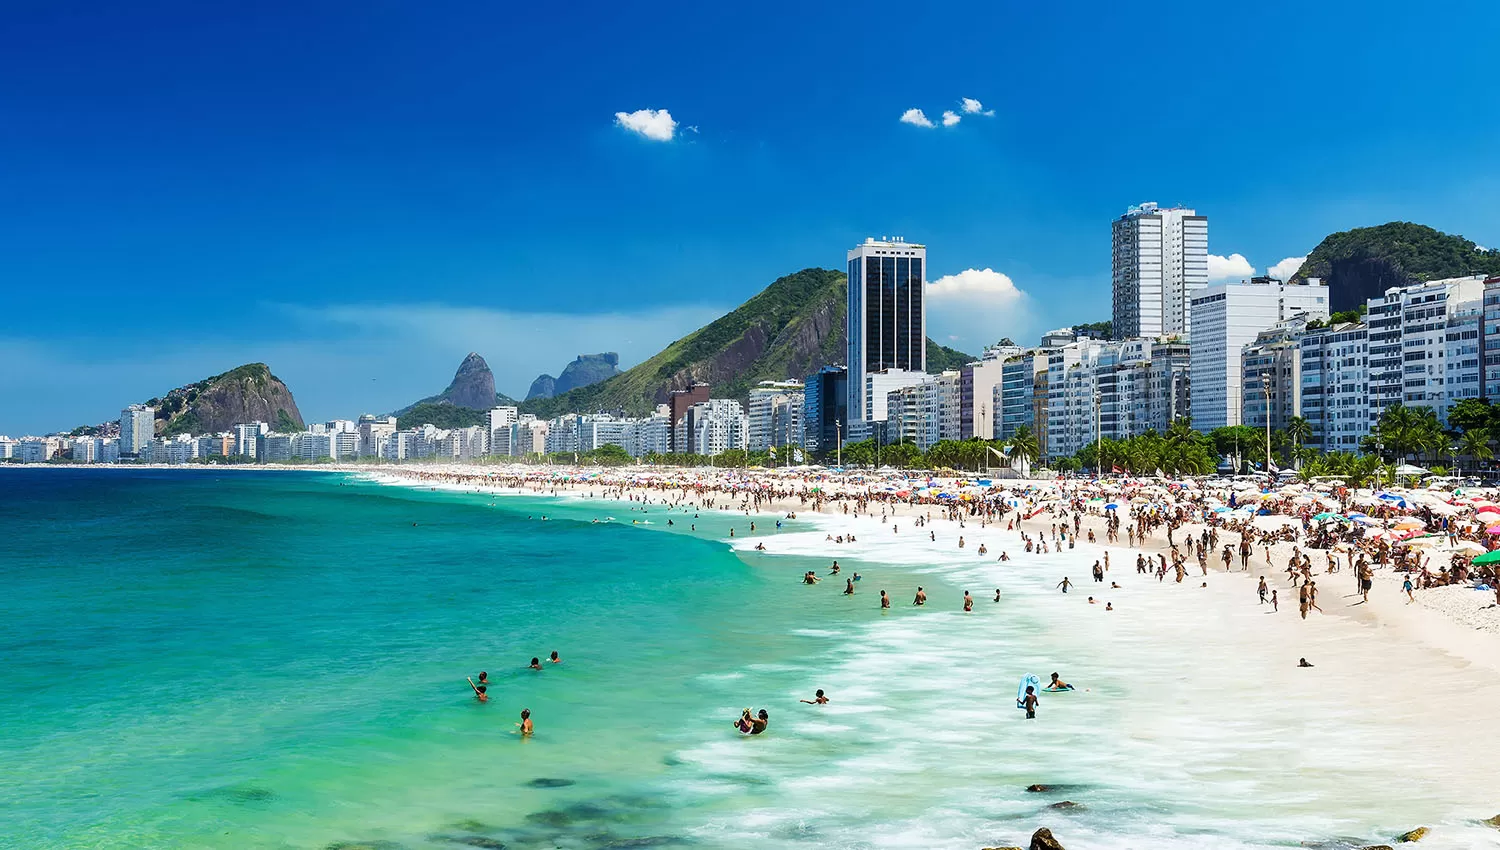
left=614, top=108, right=678, bottom=141
left=941, top=110, right=961, bottom=127
left=925, top=268, right=1035, bottom=349
left=899, top=108, right=935, bottom=128
left=1268, top=256, right=1306, bottom=281
left=960, top=97, right=995, bottom=116
left=1208, top=253, right=1256, bottom=282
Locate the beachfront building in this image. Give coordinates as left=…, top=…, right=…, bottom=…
left=959, top=347, right=1013, bottom=440
left=667, top=383, right=710, bottom=453
left=802, top=366, right=847, bottom=455
left=69, top=436, right=100, bottom=463
left=18, top=437, right=58, bottom=463
left=1366, top=275, right=1485, bottom=429
left=487, top=406, right=517, bottom=454
left=847, top=237, right=926, bottom=423
left=234, top=422, right=268, bottom=460
left=1110, top=202, right=1208, bottom=340
left=1241, top=318, right=1309, bottom=436
left=885, top=370, right=959, bottom=450
left=1482, top=277, right=1500, bottom=399
left=676, top=399, right=748, bottom=457
left=120, top=404, right=155, bottom=456
left=0, top=437, right=16, bottom=460
left=261, top=433, right=294, bottom=462
left=545, top=415, right=581, bottom=455
left=851, top=368, right=930, bottom=443
left=1189, top=276, right=1329, bottom=430
left=197, top=433, right=234, bottom=458
left=1045, top=337, right=1191, bottom=459
left=996, top=329, right=1077, bottom=442
left=357, top=415, right=398, bottom=458
left=635, top=406, right=672, bottom=456
left=747, top=380, right=804, bottom=451
left=292, top=431, right=333, bottom=461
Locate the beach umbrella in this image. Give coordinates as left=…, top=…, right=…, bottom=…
left=1104, top=503, right=1118, bottom=510
left=1487, top=525, right=1500, bottom=535
left=1391, top=518, right=1425, bottom=531
left=1453, top=541, right=1488, bottom=556
left=1473, top=549, right=1500, bottom=566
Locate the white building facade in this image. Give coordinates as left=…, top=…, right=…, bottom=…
left=1111, top=203, right=1208, bottom=340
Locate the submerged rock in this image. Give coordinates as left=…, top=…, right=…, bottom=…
left=1030, top=828, right=1066, bottom=850
left=1046, top=801, right=1083, bottom=811
left=1396, top=827, right=1429, bottom=842
left=190, top=784, right=275, bottom=804
left=525, top=777, right=577, bottom=789
left=1025, top=785, right=1051, bottom=793
left=524, top=810, right=572, bottom=828
left=431, top=836, right=506, bottom=849
left=1484, top=814, right=1500, bottom=828
left=447, top=820, right=494, bottom=833
left=980, top=846, right=1024, bottom=850
left=596, top=838, right=690, bottom=848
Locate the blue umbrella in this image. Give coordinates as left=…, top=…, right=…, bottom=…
left=1105, top=503, right=1118, bottom=510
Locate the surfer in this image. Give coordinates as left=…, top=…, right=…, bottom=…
left=800, top=689, right=830, bottom=705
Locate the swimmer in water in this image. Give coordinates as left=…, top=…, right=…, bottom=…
left=549, top=651, right=561, bottom=664
left=912, top=586, right=927, bottom=606
left=529, top=657, right=543, bottom=670
left=880, top=590, right=891, bottom=609
left=467, top=678, right=488, bottom=702
left=1105, top=602, right=1113, bottom=611
left=748, top=709, right=769, bottom=735
left=1298, top=658, right=1314, bottom=668
left=843, top=578, right=855, bottom=595
left=803, top=571, right=821, bottom=584
left=477, top=672, right=490, bottom=686
left=800, top=689, right=829, bottom=705
left=734, top=708, right=753, bottom=733
left=963, top=591, right=973, bottom=612
left=516, top=708, right=533, bottom=736
left=1021, top=685, right=1038, bottom=719
left=993, top=588, right=1001, bottom=602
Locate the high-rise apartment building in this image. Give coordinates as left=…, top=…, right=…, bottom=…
left=959, top=347, right=1014, bottom=440
left=1189, top=276, right=1329, bottom=430
left=120, top=404, right=155, bottom=456
left=1299, top=321, right=1370, bottom=452
left=747, top=380, right=805, bottom=451
left=847, top=237, right=926, bottom=423
left=1111, top=203, right=1208, bottom=340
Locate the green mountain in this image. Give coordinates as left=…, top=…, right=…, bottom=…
left=395, top=402, right=489, bottom=431
left=1291, top=222, right=1500, bottom=311
left=520, top=267, right=974, bottom=418
left=153, top=363, right=304, bottom=436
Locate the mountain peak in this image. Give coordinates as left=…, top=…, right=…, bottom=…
left=438, top=353, right=497, bottom=410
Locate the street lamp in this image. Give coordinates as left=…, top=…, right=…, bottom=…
left=835, top=420, right=842, bottom=468
left=1259, top=371, right=1273, bottom=480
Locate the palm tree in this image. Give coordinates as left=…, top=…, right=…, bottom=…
left=1285, top=416, right=1312, bottom=466
left=1008, top=426, right=1039, bottom=471
left=1459, top=427, right=1493, bottom=477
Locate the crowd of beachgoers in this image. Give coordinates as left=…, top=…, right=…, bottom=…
left=359, top=463, right=1500, bottom=637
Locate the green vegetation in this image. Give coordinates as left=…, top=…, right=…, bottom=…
left=1072, top=320, right=1111, bottom=339
left=925, top=339, right=977, bottom=373
left=396, top=403, right=488, bottom=430
left=274, top=409, right=299, bottom=432
left=1295, top=222, right=1500, bottom=284
left=520, top=267, right=975, bottom=419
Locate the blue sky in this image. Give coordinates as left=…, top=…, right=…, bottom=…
left=4, top=1, right=1498, bottom=434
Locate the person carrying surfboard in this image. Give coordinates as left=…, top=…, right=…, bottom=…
left=1021, top=686, right=1038, bottom=719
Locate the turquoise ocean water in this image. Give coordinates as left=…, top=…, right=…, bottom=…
left=4, top=469, right=1499, bottom=850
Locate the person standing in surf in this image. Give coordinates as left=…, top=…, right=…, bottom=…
left=1021, top=686, right=1038, bottom=719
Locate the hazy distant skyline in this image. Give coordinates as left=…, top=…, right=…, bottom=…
left=4, top=1, right=1499, bottom=434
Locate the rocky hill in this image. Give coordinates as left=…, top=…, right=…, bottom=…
left=519, top=268, right=974, bottom=418
left=152, top=363, right=304, bottom=436
left=1291, top=222, right=1500, bottom=311
left=526, top=353, right=622, bottom=400
left=392, top=353, right=518, bottom=417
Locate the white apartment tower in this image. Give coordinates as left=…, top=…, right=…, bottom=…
left=1111, top=203, right=1208, bottom=340
left=120, top=404, right=155, bottom=455
left=1189, top=277, right=1329, bottom=430
left=847, top=237, right=926, bottom=423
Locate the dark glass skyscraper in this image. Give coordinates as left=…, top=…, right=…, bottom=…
left=846, top=237, right=926, bottom=422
